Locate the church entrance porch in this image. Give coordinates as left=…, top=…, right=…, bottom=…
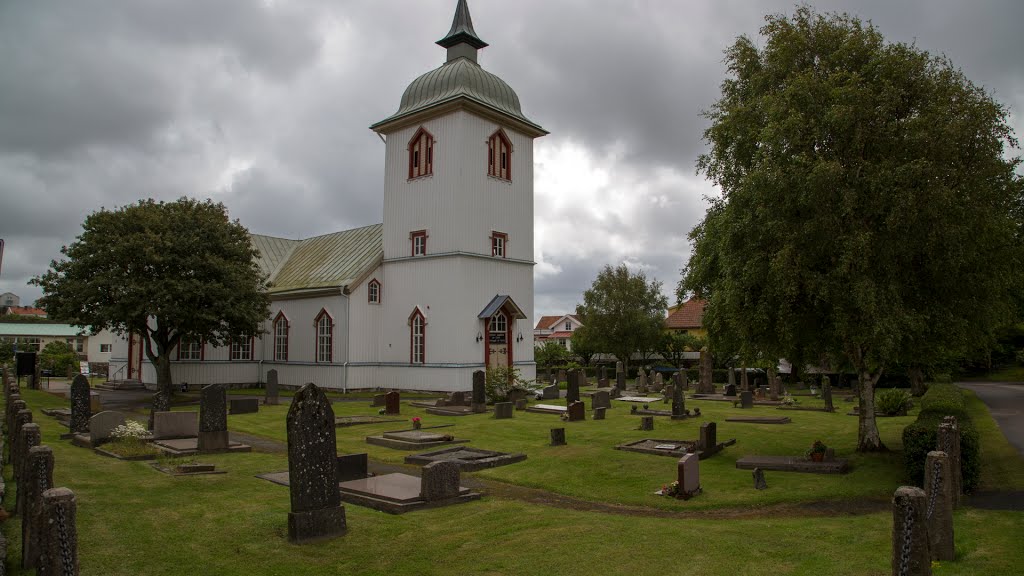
left=478, top=294, right=527, bottom=372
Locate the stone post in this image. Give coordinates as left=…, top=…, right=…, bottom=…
left=891, top=486, right=931, bottom=576
left=11, top=408, right=32, bottom=476
left=16, top=422, right=41, bottom=516
left=924, top=451, right=954, bottom=561
left=937, top=418, right=961, bottom=507
left=40, top=488, right=80, bottom=576
left=23, top=445, right=54, bottom=570
left=671, top=372, right=686, bottom=419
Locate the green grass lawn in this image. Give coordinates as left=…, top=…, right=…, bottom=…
left=2, top=386, right=1022, bottom=575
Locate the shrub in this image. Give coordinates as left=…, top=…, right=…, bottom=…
left=876, top=389, right=912, bottom=416
left=919, top=383, right=969, bottom=422
left=484, top=366, right=536, bottom=402
left=901, top=384, right=979, bottom=493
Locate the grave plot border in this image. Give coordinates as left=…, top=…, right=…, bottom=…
left=404, top=447, right=527, bottom=471
left=734, top=455, right=850, bottom=474
left=615, top=438, right=736, bottom=460
left=338, top=473, right=480, bottom=515
left=725, top=417, right=792, bottom=424
left=150, top=463, right=227, bottom=476
left=334, top=416, right=405, bottom=427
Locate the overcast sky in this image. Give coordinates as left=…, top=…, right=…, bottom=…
left=2, top=0, right=1022, bottom=321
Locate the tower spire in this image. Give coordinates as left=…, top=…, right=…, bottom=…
left=437, top=0, right=488, bottom=63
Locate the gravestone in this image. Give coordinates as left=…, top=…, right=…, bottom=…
left=671, top=373, right=686, bottom=420
left=514, top=398, right=528, bottom=411
left=925, top=451, right=954, bottom=561
left=153, top=412, right=199, bottom=440
left=69, top=375, right=91, bottom=435
left=566, top=370, right=580, bottom=404
left=336, top=453, right=369, bottom=483
left=471, top=370, right=487, bottom=413
left=198, top=384, right=229, bottom=452
left=593, top=407, right=606, bottom=420
left=724, top=384, right=737, bottom=396
left=891, top=486, right=929, bottom=576
left=699, top=422, right=717, bottom=453
left=598, top=377, right=609, bottom=388
left=229, top=398, right=259, bottom=415
left=420, top=460, right=461, bottom=501
left=727, top=367, right=736, bottom=389
left=677, top=453, right=700, bottom=498
left=16, top=423, right=41, bottom=516
left=653, top=372, right=664, bottom=391
left=616, top=372, right=626, bottom=390
left=384, top=391, right=400, bottom=416
left=372, top=394, right=386, bottom=407
left=753, top=467, right=767, bottom=490
left=550, top=428, right=566, bottom=446
left=541, top=384, right=560, bottom=400
left=286, top=383, right=347, bottom=543
left=150, top=389, right=171, bottom=430
left=636, top=370, right=648, bottom=393
left=566, top=401, right=585, bottom=422
left=265, top=369, right=280, bottom=405
left=739, top=390, right=753, bottom=409
left=699, top=350, right=714, bottom=393
left=740, top=368, right=750, bottom=392
left=591, top=390, right=611, bottom=411
left=770, top=375, right=782, bottom=401
left=41, top=487, right=79, bottom=576
left=23, top=445, right=53, bottom=570
left=450, top=391, right=466, bottom=406
left=88, top=411, right=125, bottom=446
left=822, top=379, right=834, bottom=412
left=599, top=366, right=607, bottom=382
left=494, top=402, right=513, bottom=419
left=640, top=416, right=654, bottom=431
left=938, top=417, right=962, bottom=507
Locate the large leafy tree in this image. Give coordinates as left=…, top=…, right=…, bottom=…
left=39, top=341, right=80, bottom=376
left=659, top=331, right=705, bottom=369
left=534, top=340, right=570, bottom=373
left=683, top=8, right=1024, bottom=451
left=33, top=198, right=271, bottom=409
left=576, top=264, right=668, bottom=374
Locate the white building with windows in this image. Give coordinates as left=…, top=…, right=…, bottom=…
left=110, top=0, right=545, bottom=391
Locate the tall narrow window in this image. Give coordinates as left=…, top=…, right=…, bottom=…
left=565, top=321, right=572, bottom=331
left=491, top=311, right=508, bottom=342
left=273, top=312, right=289, bottom=362
left=368, top=279, right=382, bottom=304
left=178, top=338, right=203, bottom=361
left=408, top=127, right=434, bottom=179
left=411, top=230, right=427, bottom=256
left=490, top=231, right=507, bottom=258
left=410, top=308, right=425, bottom=364
left=315, top=309, right=333, bottom=363
left=487, top=129, right=512, bottom=181
left=230, top=337, right=253, bottom=361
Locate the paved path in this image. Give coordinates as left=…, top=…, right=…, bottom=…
left=958, top=381, right=1024, bottom=457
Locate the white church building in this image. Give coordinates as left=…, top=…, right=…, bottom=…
left=110, top=0, right=546, bottom=392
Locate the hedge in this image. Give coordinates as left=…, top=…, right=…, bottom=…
left=901, top=383, right=979, bottom=493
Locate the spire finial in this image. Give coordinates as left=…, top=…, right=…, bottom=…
left=437, top=0, right=488, bottom=62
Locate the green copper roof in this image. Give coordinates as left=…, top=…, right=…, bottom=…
left=251, top=224, right=383, bottom=295
left=437, top=0, right=488, bottom=49
left=0, top=323, right=87, bottom=337
left=371, top=57, right=544, bottom=133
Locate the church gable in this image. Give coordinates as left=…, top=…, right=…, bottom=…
left=252, top=224, right=384, bottom=296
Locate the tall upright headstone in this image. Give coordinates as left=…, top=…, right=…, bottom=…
left=770, top=375, right=783, bottom=401
left=566, top=370, right=580, bottom=405
left=636, top=370, right=648, bottom=393
left=924, top=451, right=954, bottom=561
left=41, top=487, right=79, bottom=576
left=198, top=384, right=229, bottom=452
left=23, top=445, right=54, bottom=570
left=699, top=422, right=717, bottom=453
left=384, top=391, right=400, bottom=415
left=727, top=367, right=736, bottom=389
left=616, top=371, right=626, bottom=390
left=699, top=350, right=714, bottom=393
left=566, top=401, right=585, bottom=422
left=822, top=376, right=834, bottom=412
left=677, top=453, right=701, bottom=499
left=937, top=417, right=962, bottom=507
left=653, top=372, right=664, bottom=391
left=69, top=375, right=91, bottom=435
left=671, top=372, right=686, bottom=419
left=265, top=369, right=280, bottom=405
left=891, top=486, right=930, bottom=576
left=739, top=390, right=753, bottom=409
left=740, top=367, right=750, bottom=392
left=591, top=390, right=610, bottom=411
left=286, top=383, right=347, bottom=543
left=599, top=366, right=607, bottom=383
left=471, top=370, right=487, bottom=413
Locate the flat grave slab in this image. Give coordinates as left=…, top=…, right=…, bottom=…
left=735, top=455, right=850, bottom=474
left=632, top=408, right=672, bottom=416
left=404, top=447, right=526, bottom=471
left=335, top=415, right=404, bottom=427
left=525, top=404, right=567, bottom=415
left=615, top=438, right=734, bottom=460
left=339, top=473, right=479, bottom=514
left=424, top=405, right=478, bottom=416
left=152, top=437, right=252, bottom=456
left=366, top=429, right=469, bottom=450
left=150, top=463, right=226, bottom=476
left=776, top=406, right=829, bottom=412
left=726, top=416, right=792, bottom=424
left=615, top=396, right=664, bottom=403
left=579, top=387, right=615, bottom=398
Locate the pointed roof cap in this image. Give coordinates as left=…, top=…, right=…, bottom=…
left=437, top=0, right=488, bottom=49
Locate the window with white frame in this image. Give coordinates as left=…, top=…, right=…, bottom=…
left=411, top=309, right=425, bottom=364
left=230, top=338, right=252, bottom=361
left=491, top=232, right=507, bottom=258
left=273, top=313, right=289, bottom=362
left=316, top=310, right=333, bottom=363
left=411, top=230, right=427, bottom=256
left=368, top=279, right=381, bottom=304
left=100, top=344, right=111, bottom=353
left=408, top=127, right=434, bottom=179
left=488, top=129, right=512, bottom=180
left=565, top=321, right=572, bottom=331
left=178, top=338, right=203, bottom=361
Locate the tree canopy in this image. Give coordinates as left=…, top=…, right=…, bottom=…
left=682, top=7, right=1024, bottom=451
left=33, top=198, right=270, bottom=403
left=576, top=264, right=667, bottom=373
left=39, top=341, right=80, bottom=376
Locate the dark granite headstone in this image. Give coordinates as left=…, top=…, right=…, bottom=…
left=671, top=373, right=686, bottom=419
left=566, top=401, right=585, bottom=422
left=42, top=487, right=79, bottom=576
left=514, top=398, right=528, bottom=411
left=699, top=422, right=717, bottom=452
left=265, top=369, right=280, bottom=405
left=753, top=467, right=767, bottom=490
left=739, top=390, right=753, bottom=409
left=450, top=391, right=466, bottom=406
left=420, top=460, right=461, bottom=501
left=286, top=383, right=347, bottom=543
left=384, top=391, right=400, bottom=415
left=69, top=375, right=91, bottom=435
left=372, top=394, right=386, bottom=407
left=336, top=453, right=369, bottom=483
left=149, top=389, right=171, bottom=430
left=640, top=416, right=654, bottom=431
left=550, top=428, right=566, bottom=446
left=23, top=445, right=53, bottom=570
left=616, top=372, right=626, bottom=390
left=229, top=398, right=259, bottom=415
left=541, top=384, right=560, bottom=400
left=494, top=402, right=513, bottom=419
left=198, top=384, right=229, bottom=452
left=593, top=407, right=606, bottom=420
left=599, top=366, right=607, bottom=382
left=591, top=390, right=610, bottom=410
left=472, top=370, right=486, bottom=412
left=724, top=384, right=737, bottom=396
left=566, top=370, right=581, bottom=405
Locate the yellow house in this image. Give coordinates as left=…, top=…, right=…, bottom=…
left=664, top=297, right=708, bottom=340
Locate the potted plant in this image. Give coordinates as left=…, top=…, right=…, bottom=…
left=805, top=440, right=828, bottom=462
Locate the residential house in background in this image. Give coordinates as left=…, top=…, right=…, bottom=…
left=0, top=292, right=20, bottom=310
left=533, top=314, right=582, bottom=350
left=0, top=323, right=113, bottom=364
left=665, top=297, right=707, bottom=340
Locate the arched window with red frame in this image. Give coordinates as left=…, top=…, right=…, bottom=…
left=409, top=307, right=426, bottom=364
left=488, top=129, right=512, bottom=181
left=314, top=308, right=333, bottom=363
left=408, top=127, right=434, bottom=179
left=273, top=311, right=289, bottom=362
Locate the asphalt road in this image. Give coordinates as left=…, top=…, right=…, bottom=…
left=958, top=381, right=1024, bottom=457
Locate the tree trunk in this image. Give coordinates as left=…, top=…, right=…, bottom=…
left=822, top=374, right=834, bottom=412
left=856, top=369, right=886, bottom=452
left=908, top=366, right=926, bottom=397
left=143, top=326, right=175, bottom=429
left=741, top=366, right=749, bottom=391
